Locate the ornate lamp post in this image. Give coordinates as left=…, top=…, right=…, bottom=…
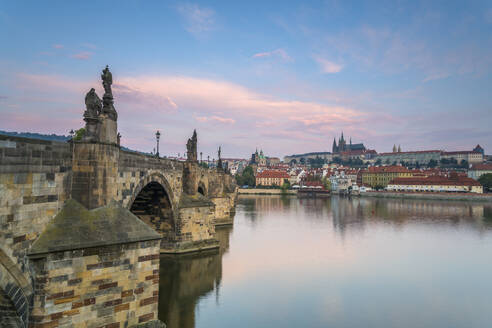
left=155, top=130, right=161, bottom=157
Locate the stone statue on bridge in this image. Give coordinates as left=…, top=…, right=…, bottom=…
left=84, top=88, right=102, bottom=118
left=101, top=65, right=113, bottom=95
left=82, top=88, right=102, bottom=141
left=101, top=65, right=118, bottom=121
left=217, top=146, right=223, bottom=170
left=186, top=129, right=198, bottom=162
left=79, top=67, right=119, bottom=144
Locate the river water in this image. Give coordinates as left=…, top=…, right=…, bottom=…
left=158, top=195, right=492, bottom=328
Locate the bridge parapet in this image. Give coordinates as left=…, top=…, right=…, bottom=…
left=0, top=135, right=71, bottom=273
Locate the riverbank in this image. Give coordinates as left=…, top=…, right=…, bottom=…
left=360, top=191, right=492, bottom=202
left=238, top=188, right=297, bottom=195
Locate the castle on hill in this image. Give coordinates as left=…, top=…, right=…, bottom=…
left=332, top=132, right=366, bottom=154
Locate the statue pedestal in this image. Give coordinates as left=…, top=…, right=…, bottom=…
left=98, top=114, right=118, bottom=144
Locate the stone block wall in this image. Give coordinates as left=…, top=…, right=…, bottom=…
left=71, top=143, right=119, bottom=210
left=0, top=135, right=72, bottom=273
left=210, top=197, right=234, bottom=225
left=161, top=201, right=217, bottom=253
left=29, top=240, right=160, bottom=328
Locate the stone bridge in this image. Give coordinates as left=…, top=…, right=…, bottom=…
left=0, top=67, right=237, bottom=327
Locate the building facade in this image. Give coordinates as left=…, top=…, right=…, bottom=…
left=468, top=163, right=492, bottom=180
left=387, top=175, right=483, bottom=193
left=284, top=152, right=333, bottom=164
left=441, top=151, right=483, bottom=164
left=376, top=150, right=441, bottom=165
left=361, top=166, right=413, bottom=188
left=255, top=170, right=290, bottom=186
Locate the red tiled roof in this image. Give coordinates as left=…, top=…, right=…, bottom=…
left=470, top=163, right=492, bottom=171
left=256, top=170, right=290, bottom=179
left=390, top=176, right=481, bottom=186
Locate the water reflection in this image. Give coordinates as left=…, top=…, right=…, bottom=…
left=239, top=194, right=492, bottom=234
left=158, top=226, right=232, bottom=328
left=159, top=196, right=492, bottom=328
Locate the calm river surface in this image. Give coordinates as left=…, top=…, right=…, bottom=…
left=159, top=195, right=492, bottom=328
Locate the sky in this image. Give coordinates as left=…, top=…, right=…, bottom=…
left=0, top=0, right=491, bottom=159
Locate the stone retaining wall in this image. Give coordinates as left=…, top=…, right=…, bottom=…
left=29, top=241, right=160, bottom=328
left=238, top=188, right=297, bottom=195
left=360, top=191, right=492, bottom=202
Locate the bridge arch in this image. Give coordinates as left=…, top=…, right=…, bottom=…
left=197, top=181, right=207, bottom=196
left=0, top=249, right=32, bottom=328
left=128, top=172, right=176, bottom=239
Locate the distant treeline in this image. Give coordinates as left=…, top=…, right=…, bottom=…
left=0, top=130, right=70, bottom=142
left=0, top=130, right=152, bottom=156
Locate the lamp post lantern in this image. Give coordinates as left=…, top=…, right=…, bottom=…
left=155, top=130, right=161, bottom=157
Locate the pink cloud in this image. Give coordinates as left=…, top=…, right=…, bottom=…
left=52, top=44, right=64, bottom=49
left=8, top=72, right=366, bottom=157
left=194, top=115, right=235, bottom=124
left=314, top=56, right=343, bottom=73
left=253, top=48, right=292, bottom=61
left=71, top=51, right=93, bottom=60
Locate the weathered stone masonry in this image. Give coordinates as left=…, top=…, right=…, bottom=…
left=0, top=67, right=237, bottom=327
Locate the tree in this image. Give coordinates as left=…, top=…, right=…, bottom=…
left=428, top=159, right=438, bottom=168
left=281, top=180, right=291, bottom=192
left=300, top=157, right=306, bottom=165
left=460, top=160, right=469, bottom=169
left=375, top=158, right=382, bottom=165
left=73, top=128, right=86, bottom=141
left=237, top=165, right=255, bottom=187
left=322, top=176, right=331, bottom=190
left=478, top=173, right=492, bottom=192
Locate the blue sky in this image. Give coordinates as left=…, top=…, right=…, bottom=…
left=1, top=0, right=491, bottom=158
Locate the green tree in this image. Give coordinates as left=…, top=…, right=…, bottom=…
left=73, top=128, right=86, bottom=141
left=428, top=159, right=438, bottom=168
left=236, top=165, right=255, bottom=187
left=478, top=173, right=492, bottom=192
left=322, top=176, right=331, bottom=190
left=375, top=158, right=382, bottom=165
left=280, top=180, right=291, bottom=193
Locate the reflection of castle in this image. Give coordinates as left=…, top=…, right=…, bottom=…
left=158, top=226, right=232, bottom=328
left=332, top=132, right=366, bottom=154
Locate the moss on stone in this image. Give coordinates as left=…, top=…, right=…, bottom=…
left=28, top=199, right=161, bottom=257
